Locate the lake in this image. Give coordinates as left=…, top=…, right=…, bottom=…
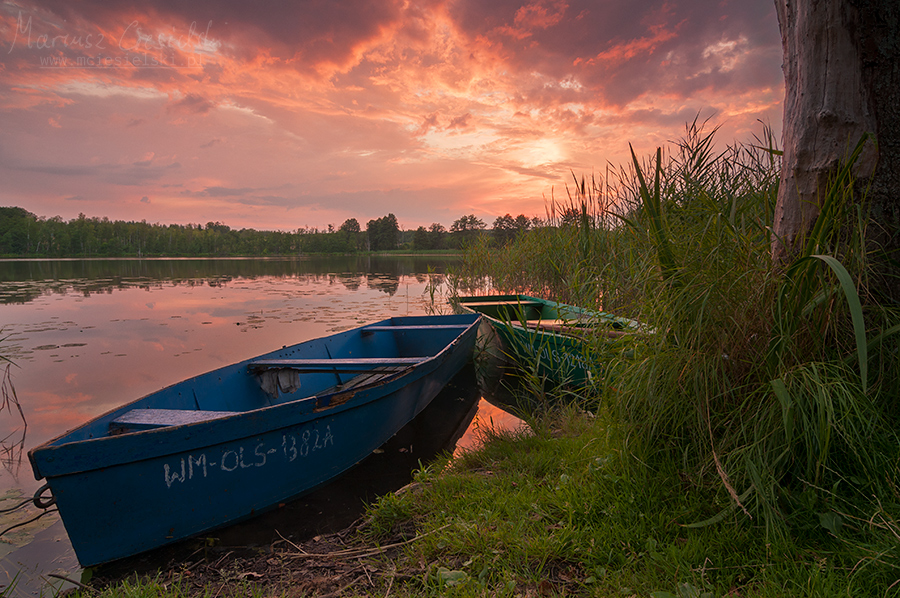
left=0, top=257, right=525, bottom=595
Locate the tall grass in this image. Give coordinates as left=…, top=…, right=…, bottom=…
left=462, top=173, right=653, bottom=315
left=457, top=119, right=900, bottom=545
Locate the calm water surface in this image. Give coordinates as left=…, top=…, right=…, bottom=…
left=0, top=257, right=525, bottom=596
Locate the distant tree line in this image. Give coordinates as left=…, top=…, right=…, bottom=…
left=0, top=207, right=299, bottom=257
left=0, top=207, right=544, bottom=257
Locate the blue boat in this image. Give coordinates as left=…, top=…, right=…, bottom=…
left=28, top=313, right=481, bottom=567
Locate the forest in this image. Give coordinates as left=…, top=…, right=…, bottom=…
left=0, top=207, right=539, bottom=257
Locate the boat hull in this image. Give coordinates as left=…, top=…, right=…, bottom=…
left=28, top=314, right=480, bottom=566
left=455, top=295, right=636, bottom=387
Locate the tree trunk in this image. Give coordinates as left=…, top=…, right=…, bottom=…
left=774, top=0, right=900, bottom=300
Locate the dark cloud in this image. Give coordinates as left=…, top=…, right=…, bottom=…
left=197, top=62, right=225, bottom=84
left=198, top=186, right=255, bottom=197
left=167, top=186, right=477, bottom=222
left=447, top=113, right=472, bottom=130
left=417, top=112, right=439, bottom=134
left=167, top=93, right=214, bottom=114
left=25, top=0, right=409, bottom=73
left=504, top=164, right=560, bottom=180
left=104, top=161, right=180, bottom=186
left=24, top=164, right=96, bottom=176
left=259, top=186, right=480, bottom=220
left=180, top=183, right=294, bottom=201
left=450, top=0, right=781, bottom=108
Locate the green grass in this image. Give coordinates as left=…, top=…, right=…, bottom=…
left=358, top=407, right=898, bottom=596
left=86, top=576, right=268, bottom=598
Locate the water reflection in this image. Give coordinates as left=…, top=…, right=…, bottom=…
left=0, top=256, right=456, bottom=304
left=0, top=257, right=526, bottom=597
left=0, top=367, right=26, bottom=487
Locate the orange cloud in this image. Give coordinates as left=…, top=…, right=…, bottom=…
left=493, top=0, right=569, bottom=40
left=573, top=25, right=678, bottom=68
left=0, top=0, right=784, bottom=230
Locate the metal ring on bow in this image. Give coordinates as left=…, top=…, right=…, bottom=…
left=32, top=483, right=56, bottom=509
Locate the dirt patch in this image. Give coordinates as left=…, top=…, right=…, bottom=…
left=85, top=514, right=588, bottom=598
left=86, top=516, right=426, bottom=597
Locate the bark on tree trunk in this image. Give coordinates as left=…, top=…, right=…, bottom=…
left=773, top=0, right=876, bottom=256
left=774, top=0, right=900, bottom=300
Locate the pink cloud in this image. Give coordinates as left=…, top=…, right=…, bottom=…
left=0, top=0, right=784, bottom=231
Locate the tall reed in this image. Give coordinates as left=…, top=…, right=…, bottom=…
left=459, top=119, right=900, bottom=541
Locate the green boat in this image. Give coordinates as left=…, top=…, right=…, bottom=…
left=454, top=294, right=640, bottom=387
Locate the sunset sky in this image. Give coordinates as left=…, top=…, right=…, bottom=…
left=0, top=0, right=784, bottom=232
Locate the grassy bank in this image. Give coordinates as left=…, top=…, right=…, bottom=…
left=353, top=122, right=900, bottom=595
left=85, top=410, right=897, bottom=597
left=357, top=409, right=897, bottom=596
left=83, top=122, right=900, bottom=597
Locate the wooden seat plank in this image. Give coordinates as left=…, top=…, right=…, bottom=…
left=110, top=408, right=240, bottom=433
left=248, top=357, right=426, bottom=373
left=459, top=300, right=544, bottom=308
left=362, top=324, right=471, bottom=331
left=512, top=319, right=630, bottom=338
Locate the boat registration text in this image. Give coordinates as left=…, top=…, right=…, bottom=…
left=163, top=426, right=335, bottom=489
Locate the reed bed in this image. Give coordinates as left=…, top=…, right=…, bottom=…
left=448, top=119, right=900, bottom=591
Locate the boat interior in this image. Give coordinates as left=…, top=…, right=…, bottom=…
left=459, top=296, right=632, bottom=332
left=100, top=319, right=476, bottom=436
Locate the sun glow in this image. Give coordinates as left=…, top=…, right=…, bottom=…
left=515, top=138, right=565, bottom=168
